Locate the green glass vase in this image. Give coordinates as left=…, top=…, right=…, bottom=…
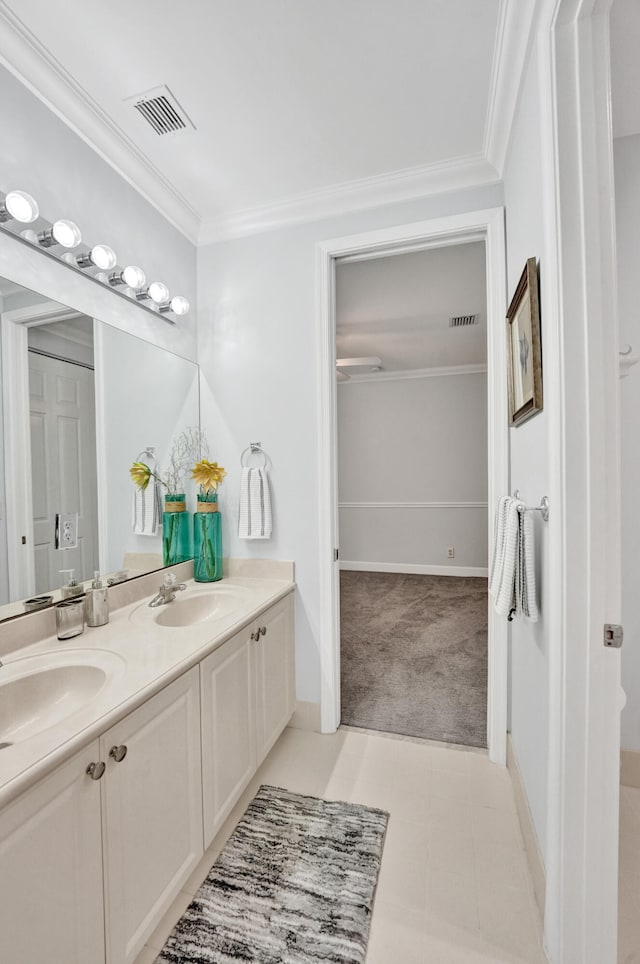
left=162, top=494, right=192, bottom=566
left=194, top=493, right=223, bottom=582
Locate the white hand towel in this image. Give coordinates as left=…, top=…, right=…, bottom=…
left=489, top=496, right=520, bottom=617
left=133, top=479, right=161, bottom=536
left=516, top=509, right=539, bottom=622
left=238, top=467, right=272, bottom=539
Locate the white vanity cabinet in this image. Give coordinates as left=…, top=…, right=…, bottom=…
left=0, top=668, right=203, bottom=964
left=254, top=595, right=295, bottom=763
left=201, top=593, right=295, bottom=847
left=101, top=665, right=203, bottom=964
left=0, top=740, right=105, bottom=964
left=0, top=586, right=295, bottom=964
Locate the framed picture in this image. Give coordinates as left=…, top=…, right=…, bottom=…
left=506, top=257, right=542, bottom=426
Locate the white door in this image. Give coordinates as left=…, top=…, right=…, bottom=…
left=201, top=628, right=257, bottom=847
left=0, top=741, right=105, bottom=964
left=255, top=595, right=295, bottom=764
left=28, top=351, right=99, bottom=592
left=101, top=667, right=203, bottom=964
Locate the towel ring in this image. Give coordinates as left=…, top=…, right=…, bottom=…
left=136, top=447, right=157, bottom=469
left=241, top=442, right=267, bottom=468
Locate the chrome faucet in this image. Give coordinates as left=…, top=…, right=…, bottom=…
left=148, top=572, right=187, bottom=607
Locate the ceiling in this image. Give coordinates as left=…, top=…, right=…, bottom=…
left=336, top=241, right=487, bottom=373
left=611, top=0, right=640, bottom=139
left=0, top=0, right=505, bottom=241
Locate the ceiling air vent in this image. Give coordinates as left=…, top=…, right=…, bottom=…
left=125, top=85, right=195, bottom=136
left=449, top=314, right=478, bottom=328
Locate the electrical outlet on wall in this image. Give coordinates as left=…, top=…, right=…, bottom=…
left=447, top=547, right=455, bottom=558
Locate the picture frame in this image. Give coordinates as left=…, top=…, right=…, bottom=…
left=506, top=257, right=542, bottom=426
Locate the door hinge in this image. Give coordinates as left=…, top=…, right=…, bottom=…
left=334, top=548, right=339, bottom=562
left=603, top=624, right=623, bottom=648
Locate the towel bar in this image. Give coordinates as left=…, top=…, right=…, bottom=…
left=513, top=490, right=550, bottom=522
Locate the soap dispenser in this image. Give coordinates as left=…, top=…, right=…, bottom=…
left=60, top=569, right=83, bottom=599
left=85, top=571, right=109, bottom=627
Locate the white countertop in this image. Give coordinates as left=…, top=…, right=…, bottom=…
left=0, top=574, right=294, bottom=809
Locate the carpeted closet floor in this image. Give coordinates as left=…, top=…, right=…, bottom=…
left=340, top=571, right=488, bottom=747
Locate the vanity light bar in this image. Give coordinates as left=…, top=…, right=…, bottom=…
left=0, top=188, right=189, bottom=319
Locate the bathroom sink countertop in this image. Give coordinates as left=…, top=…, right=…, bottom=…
left=0, top=573, right=294, bottom=809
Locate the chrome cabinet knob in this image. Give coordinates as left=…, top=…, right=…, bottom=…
left=86, top=761, right=106, bottom=780
left=260, top=625, right=267, bottom=636
left=251, top=630, right=260, bottom=641
left=109, top=744, right=128, bottom=763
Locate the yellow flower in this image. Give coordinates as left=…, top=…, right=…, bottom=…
left=130, top=461, right=152, bottom=489
left=191, top=459, right=226, bottom=493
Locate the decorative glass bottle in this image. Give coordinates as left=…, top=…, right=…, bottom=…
left=163, top=494, right=192, bottom=566
left=194, top=492, right=222, bottom=582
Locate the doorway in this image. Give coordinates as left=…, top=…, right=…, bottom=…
left=316, top=207, right=509, bottom=764
left=335, top=243, right=489, bottom=746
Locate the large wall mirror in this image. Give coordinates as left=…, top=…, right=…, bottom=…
left=0, top=274, right=199, bottom=622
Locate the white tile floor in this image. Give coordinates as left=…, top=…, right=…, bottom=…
left=135, top=727, right=548, bottom=963
left=619, top=785, right=640, bottom=963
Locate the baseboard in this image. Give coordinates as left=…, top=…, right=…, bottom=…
left=288, top=700, right=322, bottom=732
left=339, top=561, right=488, bottom=577
left=507, top=734, right=546, bottom=923
left=621, top=749, right=640, bottom=787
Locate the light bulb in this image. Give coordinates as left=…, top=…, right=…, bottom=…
left=170, top=295, right=189, bottom=316
left=0, top=190, right=39, bottom=224
left=122, top=265, right=145, bottom=289
left=38, top=219, right=82, bottom=248
left=51, top=220, right=82, bottom=248
left=90, top=244, right=117, bottom=270
left=76, top=244, right=117, bottom=270
left=20, top=229, right=38, bottom=244
left=148, top=282, right=169, bottom=304
left=109, top=265, right=146, bottom=289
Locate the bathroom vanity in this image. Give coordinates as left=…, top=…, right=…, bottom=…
left=0, top=567, right=295, bottom=964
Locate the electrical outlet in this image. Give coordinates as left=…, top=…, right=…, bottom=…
left=447, top=547, right=455, bottom=558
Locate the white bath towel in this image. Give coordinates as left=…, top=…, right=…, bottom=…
left=238, top=467, right=272, bottom=539
left=133, top=479, right=162, bottom=536
left=489, top=496, right=539, bottom=621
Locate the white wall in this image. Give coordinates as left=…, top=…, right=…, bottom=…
left=503, top=42, right=550, bottom=863
left=337, top=373, right=487, bottom=573
left=196, top=181, right=503, bottom=704
left=0, top=64, right=197, bottom=357
left=614, top=133, right=640, bottom=752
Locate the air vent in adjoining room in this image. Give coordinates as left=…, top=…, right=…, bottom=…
left=125, top=85, right=195, bottom=136
left=449, top=314, right=478, bottom=328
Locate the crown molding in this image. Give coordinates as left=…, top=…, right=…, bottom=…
left=0, top=3, right=200, bottom=244
left=483, top=0, right=538, bottom=175
left=198, top=154, right=501, bottom=245
left=337, top=363, right=487, bottom=384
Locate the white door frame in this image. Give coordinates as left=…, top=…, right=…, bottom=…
left=316, top=207, right=509, bottom=763
left=540, top=1, right=621, bottom=960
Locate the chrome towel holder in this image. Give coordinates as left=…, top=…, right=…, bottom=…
left=241, top=441, right=268, bottom=468
left=513, top=490, right=550, bottom=522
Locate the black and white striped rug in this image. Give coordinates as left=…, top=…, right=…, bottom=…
left=156, top=784, right=388, bottom=963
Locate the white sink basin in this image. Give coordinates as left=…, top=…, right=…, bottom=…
left=130, top=586, right=250, bottom=629
left=0, top=650, right=125, bottom=746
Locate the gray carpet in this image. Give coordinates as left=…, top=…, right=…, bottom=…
left=155, top=784, right=388, bottom=964
left=340, top=571, right=488, bottom=747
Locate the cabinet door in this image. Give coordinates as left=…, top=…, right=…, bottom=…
left=201, top=628, right=256, bottom=847
left=0, top=741, right=105, bottom=964
left=101, top=667, right=203, bottom=964
left=255, top=594, right=295, bottom=764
